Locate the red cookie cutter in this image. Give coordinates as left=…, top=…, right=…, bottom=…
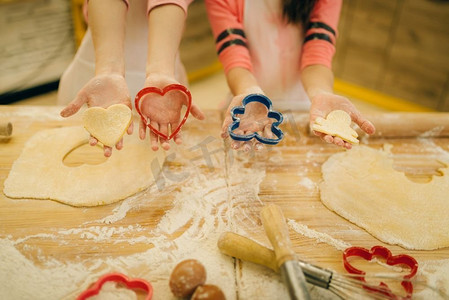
left=135, top=84, right=192, bottom=140
left=343, top=246, right=418, bottom=299
left=77, top=272, right=153, bottom=300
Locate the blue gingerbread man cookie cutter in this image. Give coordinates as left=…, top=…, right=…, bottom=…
left=227, top=94, right=284, bottom=145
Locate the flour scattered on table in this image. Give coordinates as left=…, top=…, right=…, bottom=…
left=288, top=219, right=351, bottom=251
left=0, top=149, right=284, bottom=300
left=416, top=259, right=449, bottom=298
left=297, top=177, right=316, bottom=190
left=0, top=106, right=66, bottom=121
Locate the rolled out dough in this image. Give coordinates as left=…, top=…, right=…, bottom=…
left=3, top=127, right=164, bottom=207
left=319, top=145, right=449, bottom=250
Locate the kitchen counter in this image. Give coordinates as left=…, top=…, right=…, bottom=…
left=1, top=105, right=448, bottom=299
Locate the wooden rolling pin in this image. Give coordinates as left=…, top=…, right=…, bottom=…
left=0, top=122, right=12, bottom=137
left=218, top=232, right=278, bottom=272
left=260, top=204, right=310, bottom=300
left=218, top=232, right=333, bottom=290
left=308, top=112, right=449, bottom=138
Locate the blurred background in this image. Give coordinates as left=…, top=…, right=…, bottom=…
left=1, top=0, right=448, bottom=112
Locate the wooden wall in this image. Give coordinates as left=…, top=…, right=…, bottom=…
left=179, top=0, right=449, bottom=111
left=334, top=0, right=449, bottom=111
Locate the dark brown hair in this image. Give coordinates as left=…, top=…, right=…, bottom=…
left=282, top=0, right=318, bottom=26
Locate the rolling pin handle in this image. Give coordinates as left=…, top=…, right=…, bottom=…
left=0, top=122, right=13, bottom=137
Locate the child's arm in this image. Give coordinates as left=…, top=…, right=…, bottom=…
left=221, top=67, right=262, bottom=132
left=89, top=0, right=127, bottom=77
left=204, top=0, right=252, bottom=75
left=146, top=4, right=186, bottom=77
left=300, top=0, right=375, bottom=149
left=60, top=0, right=132, bottom=157
left=205, top=1, right=273, bottom=151
left=223, top=68, right=273, bottom=151
left=301, top=65, right=375, bottom=149
left=138, top=2, right=205, bottom=151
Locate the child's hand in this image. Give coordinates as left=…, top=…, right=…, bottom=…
left=139, top=74, right=205, bottom=151
left=309, top=92, right=375, bottom=149
left=221, top=93, right=275, bottom=152
left=60, top=73, right=133, bottom=157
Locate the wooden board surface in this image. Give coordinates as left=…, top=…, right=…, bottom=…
left=334, top=0, right=449, bottom=110
left=1, top=105, right=449, bottom=299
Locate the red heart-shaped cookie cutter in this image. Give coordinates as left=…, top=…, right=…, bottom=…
left=77, top=272, right=153, bottom=300
left=343, top=246, right=418, bottom=299
left=135, top=84, right=192, bottom=140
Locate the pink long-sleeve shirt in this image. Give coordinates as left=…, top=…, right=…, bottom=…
left=204, top=0, right=342, bottom=74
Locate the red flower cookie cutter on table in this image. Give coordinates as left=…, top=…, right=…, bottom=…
left=343, top=245, right=418, bottom=299
left=135, top=84, right=192, bottom=140
left=77, top=272, right=153, bottom=300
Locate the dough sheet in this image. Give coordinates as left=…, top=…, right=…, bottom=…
left=320, top=145, right=449, bottom=250
left=4, top=126, right=164, bottom=207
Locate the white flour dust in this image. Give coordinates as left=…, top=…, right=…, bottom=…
left=287, top=219, right=352, bottom=251
left=0, top=173, right=235, bottom=299
left=418, top=126, right=445, bottom=138
left=0, top=106, right=66, bottom=121
left=0, top=238, right=101, bottom=300
left=236, top=260, right=288, bottom=299
left=297, top=177, right=316, bottom=190
left=416, top=259, right=449, bottom=298
left=0, top=149, right=284, bottom=299
left=85, top=195, right=137, bottom=225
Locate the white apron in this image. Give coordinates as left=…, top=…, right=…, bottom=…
left=244, top=0, right=310, bottom=111
left=57, top=0, right=187, bottom=106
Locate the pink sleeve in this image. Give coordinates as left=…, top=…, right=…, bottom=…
left=300, top=0, right=342, bottom=71
left=83, top=0, right=129, bottom=23
left=147, top=0, right=192, bottom=15
left=204, top=0, right=252, bottom=74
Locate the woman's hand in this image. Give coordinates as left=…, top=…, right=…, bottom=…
left=60, top=73, right=133, bottom=157
left=221, top=93, right=275, bottom=152
left=139, top=74, right=205, bottom=151
left=309, top=92, right=375, bottom=149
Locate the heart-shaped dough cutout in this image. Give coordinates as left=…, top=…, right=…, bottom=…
left=312, top=110, right=359, bottom=144
left=83, top=104, right=132, bottom=147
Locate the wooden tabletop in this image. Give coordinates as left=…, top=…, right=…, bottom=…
left=1, top=105, right=448, bottom=299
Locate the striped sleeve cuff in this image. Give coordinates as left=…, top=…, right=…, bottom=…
left=215, top=28, right=248, bottom=54
left=304, top=21, right=336, bottom=45
left=219, top=45, right=253, bottom=74
left=213, top=27, right=252, bottom=73
left=300, top=39, right=335, bottom=71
